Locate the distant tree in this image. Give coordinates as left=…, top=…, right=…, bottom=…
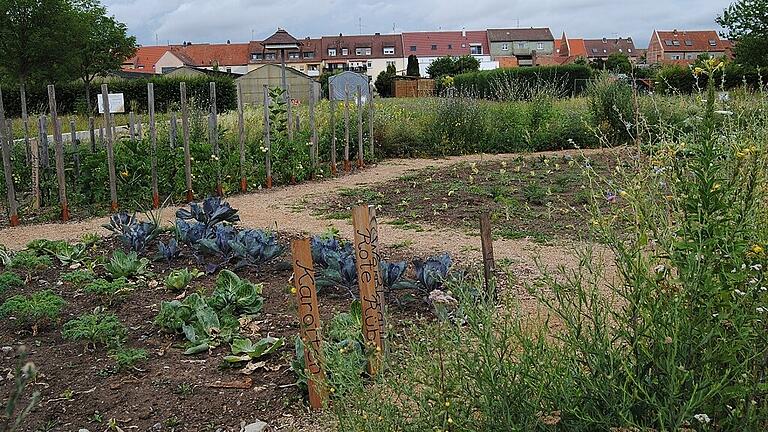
left=573, top=57, right=588, bottom=66
left=454, top=55, right=480, bottom=75
left=426, top=56, right=455, bottom=78
left=717, top=0, right=768, bottom=67
left=606, top=52, right=632, bottom=74
left=0, top=0, right=76, bottom=87
left=69, top=0, right=137, bottom=113
left=374, top=63, right=396, bottom=97
left=406, top=55, right=420, bottom=77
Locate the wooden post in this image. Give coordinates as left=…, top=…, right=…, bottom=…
left=479, top=213, right=496, bottom=297
left=38, top=115, right=49, bottom=168
left=20, top=84, right=31, bottom=164
left=136, top=114, right=143, bottom=140
left=356, top=86, right=364, bottom=168
left=0, top=88, right=19, bottom=226
left=48, top=85, right=69, bottom=221
left=169, top=112, right=177, bottom=148
left=128, top=111, right=135, bottom=141
left=290, top=238, right=328, bottom=410
left=351, top=204, right=385, bottom=374
left=209, top=81, right=222, bottom=196
left=148, top=83, right=159, bottom=209
left=286, top=86, right=293, bottom=142
left=98, top=122, right=104, bottom=148
left=343, top=85, right=350, bottom=172
left=263, top=85, right=272, bottom=189
left=180, top=82, right=193, bottom=202
left=111, top=113, right=116, bottom=139
left=88, top=116, right=96, bottom=152
left=369, top=83, right=375, bottom=159
left=30, top=137, right=40, bottom=210
left=101, top=84, right=118, bottom=212
left=69, top=118, right=80, bottom=176
left=309, top=84, right=318, bottom=175
left=329, top=82, right=337, bottom=175
left=236, top=82, right=247, bottom=192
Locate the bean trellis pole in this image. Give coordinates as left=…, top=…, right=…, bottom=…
left=369, top=82, right=375, bottom=160
left=20, top=84, right=31, bottom=164
left=357, top=86, right=363, bottom=167
left=0, top=88, right=19, bottom=226
left=48, top=85, right=69, bottom=221
left=344, top=85, right=350, bottom=172
left=263, top=84, right=272, bottom=189
left=148, top=83, right=159, bottom=209
left=309, top=84, right=318, bottom=175
left=329, top=82, right=337, bottom=175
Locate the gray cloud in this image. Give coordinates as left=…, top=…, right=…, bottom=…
left=102, top=0, right=729, bottom=47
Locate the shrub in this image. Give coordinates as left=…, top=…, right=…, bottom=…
left=453, top=64, right=593, bottom=99
left=0, top=290, right=66, bottom=326
left=8, top=251, right=52, bottom=270
left=586, top=74, right=634, bottom=144
left=62, top=312, right=127, bottom=348
left=0, top=271, right=24, bottom=293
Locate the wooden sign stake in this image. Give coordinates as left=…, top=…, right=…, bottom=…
left=263, top=85, right=272, bottom=189
left=290, top=238, right=329, bottom=409
left=236, top=82, right=247, bottom=192
left=351, top=204, right=386, bottom=374
left=101, top=84, right=118, bottom=212
left=0, top=88, right=19, bottom=226
left=343, top=85, right=350, bottom=173
left=180, top=82, right=193, bottom=202
left=148, top=83, right=159, bottom=209
left=480, top=213, right=496, bottom=297
left=48, top=85, right=69, bottom=221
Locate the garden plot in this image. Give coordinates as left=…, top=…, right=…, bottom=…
left=0, top=198, right=449, bottom=431
left=312, top=149, right=629, bottom=244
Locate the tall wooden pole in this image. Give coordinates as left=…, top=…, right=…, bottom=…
left=356, top=86, right=364, bottom=168
left=210, top=82, right=222, bottom=196
left=263, top=85, right=272, bottom=189
left=101, top=84, right=118, bottom=212
left=369, top=82, right=375, bottom=161
left=169, top=112, right=177, bottom=148
left=329, top=82, right=337, bottom=175
left=148, top=83, right=159, bottom=209
left=88, top=116, right=96, bottom=152
left=180, top=82, right=193, bottom=202
left=309, top=83, right=317, bottom=176
left=0, top=88, right=19, bottom=226
left=237, top=81, right=247, bottom=192
left=48, top=85, right=69, bottom=221
left=343, top=85, right=350, bottom=172
left=69, top=118, right=80, bottom=176
left=128, top=111, right=135, bottom=141
left=20, top=84, right=30, bottom=164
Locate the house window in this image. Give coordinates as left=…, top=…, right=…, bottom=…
left=265, top=53, right=276, bottom=60
left=431, top=44, right=437, bottom=50
left=410, top=45, right=416, bottom=51
left=342, top=48, right=348, bottom=55
left=226, top=67, right=232, bottom=73
left=517, top=42, right=526, bottom=48
left=356, top=47, right=372, bottom=55
left=628, top=48, right=632, bottom=53
left=386, top=60, right=395, bottom=66
left=367, top=61, right=372, bottom=67
left=501, top=43, right=509, bottom=51
left=671, top=54, right=681, bottom=60
left=709, top=39, right=717, bottom=46
left=251, top=53, right=263, bottom=60
left=684, top=40, right=693, bottom=46
left=328, top=48, right=337, bottom=56
left=664, top=40, right=673, bottom=46
left=288, top=52, right=300, bottom=59
left=304, top=52, right=315, bottom=59
left=448, top=44, right=452, bottom=49
left=591, top=48, right=598, bottom=53
left=383, top=46, right=395, bottom=55
left=470, top=44, right=482, bottom=55
left=537, top=42, right=544, bottom=50
left=672, top=40, right=680, bottom=46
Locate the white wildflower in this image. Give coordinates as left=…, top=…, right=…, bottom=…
left=694, top=413, right=711, bottom=424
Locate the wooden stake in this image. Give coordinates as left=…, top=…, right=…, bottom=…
left=356, top=86, right=364, bottom=168
left=20, top=84, right=30, bottom=164
left=351, top=204, right=386, bottom=374
left=0, top=88, right=19, bottom=226
left=210, top=81, right=221, bottom=196
left=128, top=111, right=135, bottom=141
left=30, top=137, right=40, bottom=210
left=88, top=116, right=96, bottom=152
left=38, top=115, right=49, bottom=168
left=263, top=85, right=272, bottom=189
left=480, top=213, right=496, bottom=297
left=69, top=118, right=79, bottom=176
left=286, top=86, right=293, bottom=142
left=101, top=84, right=118, bottom=212
left=369, top=83, right=375, bottom=159
left=169, top=112, right=177, bottom=148
left=290, top=238, right=329, bottom=410
left=98, top=122, right=104, bottom=148
left=329, top=82, right=337, bottom=175
left=343, top=85, right=350, bottom=172
left=180, top=82, right=193, bottom=202
left=309, top=83, right=318, bottom=175
left=48, top=85, right=69, bottom=221
left=236, top=82, right=247, bottom=192
left=136, top=114, right=143, bottom=140
left=148, top=83, right=159, bottom=209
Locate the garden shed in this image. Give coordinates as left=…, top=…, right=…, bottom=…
left=328, top=71, right=370, bottom=101
left=236, top=64, right=320, bottom=106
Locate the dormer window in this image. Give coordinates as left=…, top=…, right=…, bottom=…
left=709, top=39, right=717, bottom=46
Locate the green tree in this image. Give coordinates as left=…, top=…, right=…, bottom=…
left=374, top=63, right=396, bottom=97
left=70, top=0, right=137, bottom=113
left=454, top=55, right=480, bottom=75
left=605, top=52, right=632, bottom=74
left=717, top=0, right=768, bottom=67
left=406, top=55, right=420, bottom=77
left=426, top=56, right=455, bottom=78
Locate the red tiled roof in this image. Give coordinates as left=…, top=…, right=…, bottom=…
left=249, top=38, right=321, bottom=64
left=654, top=30, right=728, bottom=52
left=402, top=31, right=489, bottom=57
left=169, top=43, right=250, bottom=67
left=261, top=29, right=301, bottom=47
left=555, top=38, right=587, bottom=57
left=124, top=46, right=170, bottom=71
left=320, top=34, right=404, bottom=60
left=583, top=37, right=637, bottom=58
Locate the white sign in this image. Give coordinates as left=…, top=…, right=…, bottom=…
left=97, top=93, right=126, bottom=114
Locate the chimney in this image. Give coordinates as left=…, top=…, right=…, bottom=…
left=462, top=27, right=466, bottom=37
left=227, top=39, right=231, bottom=44
left=602, top=37, right=607, bottom=43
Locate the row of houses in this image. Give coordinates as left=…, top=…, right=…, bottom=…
left=122, top=27, right=733, bottom=80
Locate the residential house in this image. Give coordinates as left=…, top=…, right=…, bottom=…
left=401, top=30, right=495, bottom=76
left=647, top=30, right=731, bottom=64
left=556, top=33, right=640, bottom=64
left=320, top=33, right=405, bottom=79
left=554, top=33, right=587, bottom=64
left=487, top=28, right=555, bottom=66
left=131, top=42, right=250, bottom=74
left=122, top=46, right=171, bottom=74
left=249, top=34, right=323, bottom=77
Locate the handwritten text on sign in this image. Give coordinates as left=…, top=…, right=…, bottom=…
left=291, top=238, right=328, bottom=409
left=352, top=205, right=385, bottom=366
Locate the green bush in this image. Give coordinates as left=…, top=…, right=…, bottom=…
left=62, top=312, right=127, bottom=348
left=587, top=75, right=635, bottom=144
left=654, top=61, right=768, bottom=94
left=8, top=251, right=52, bottom=270
left=453, top=64, right=593, bottom=99
left=0, top=271, right=24, bottom=293
left=0, top=290, right=66, bottom=326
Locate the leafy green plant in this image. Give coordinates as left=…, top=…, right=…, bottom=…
left=62, top=312, right=127, bottom=349
left=26, top=239, right=87, bottom=265
left=108, top=347, right=148, bottom=371
left=154, top=292, right=238, bottom=355
left=522, top=183, right=546, bottom=205
left=7, top=251, right=52, bottom=271
left=223, top=336, right=285, bottom=363
left=0, top=272, right=24, bottom=294
left=164, top=268, right=200, bottom=291
left=104, top=251, right=149, bottom=279
left=413, top=253, right=452, bottom=292
left=208, top=270, right=264, bottom=315
left=0, top=290, right=66, bottom=328
left=102, top=212, right=160, bottom=253
left=61, top=269, right=96, bottom=288
left=83, top=278, right=132, bottom=302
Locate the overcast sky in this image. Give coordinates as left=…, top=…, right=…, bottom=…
left=102, top=0, right=731, bottom=48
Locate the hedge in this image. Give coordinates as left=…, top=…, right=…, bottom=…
left=655, top=63, right=768, bottom=94
left=0, top=75, right=237, bottom=117
left=453, top=65, right=593, bottom=99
